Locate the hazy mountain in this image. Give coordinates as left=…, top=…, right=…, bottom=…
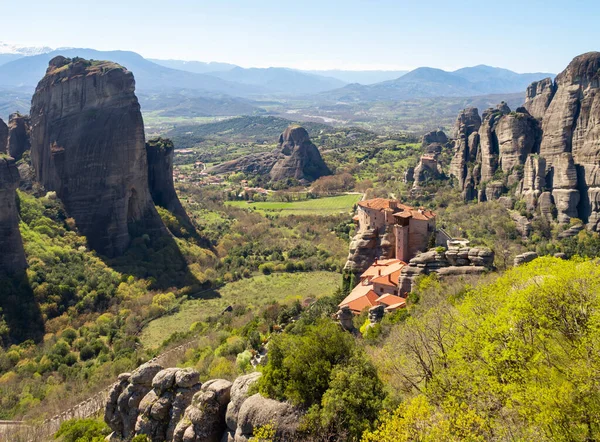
left=452, top=65, right=554, bottom=93
left=0, top=41, right=54, bottom=56
left=207, top=67, right=347, bottom=95
left=304, top=69, right=408, bottom=85
left=0, top=49, right=266, bottom=97
left=149, top=59, right=238, bottom=73
left=0, top=42, right=55, bottom=66
left=138, top=91, right=263, bottom=118
left=321, top=65, right=554, bottom=102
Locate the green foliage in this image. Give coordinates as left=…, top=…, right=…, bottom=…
left=371, top=257, right=600, bottom=441
left=54, top=417, right=110, bottom=442
left=258, top=319, right=355, bottom=407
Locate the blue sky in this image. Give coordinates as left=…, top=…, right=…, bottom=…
left=2, top=0, right=598, bottom=73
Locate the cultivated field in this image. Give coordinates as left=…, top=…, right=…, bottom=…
left=225, top=194, right=362, bottom=216
left=140, top=271, right=341, bottom=348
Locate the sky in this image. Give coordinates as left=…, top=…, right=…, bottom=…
left=2, top=0, right=598, bottom=73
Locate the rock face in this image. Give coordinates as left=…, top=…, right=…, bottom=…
left=524, top=78, right=556, bottom=120
left=207, top=125, right=330, bottom=184
left=29, top=56, right=166, bottom=257
left=105, top=368, right=299, bottom=442
left=105, top=362, right=164, bottom=440
left=270, top=126, right=331, bottom=182
left=449, top=52, right=600, bottom=229
left=0, top=157, right=27, bottom=274
left=398, top=246, right=494, bottom=294
left=0, top=118, right=7, bottom=153
left=172, top=379, right=232, bottom=442
left=136, top=368, right=203, bottom=442
left=146, top=137, right=190, bottom=222
left=7, top=113, right=31, bottom=161
left=344, top=228, right=385, bottom=273
left=413, top=154, right=443, bottom=189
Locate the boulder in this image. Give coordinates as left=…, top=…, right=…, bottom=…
left=514, top=252, right=538, bottom=266
left=368, top=305, right=385, bottom=324
left=225, top=372, right=262, bottom=434
left=336, top=306, right=355, bottom=332
left=29, top=56, right=167, bottom=257
left=172, top=379, right=232, bottom=442
left=234, top=394, right=301, bottom=442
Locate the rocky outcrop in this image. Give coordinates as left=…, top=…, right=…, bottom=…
left=398, top=247, right=494, bottom=294
left=0, top=157, right=27, bottom=274
left=29, top=56, right=166, bottom=257
left=208, top=125, right=330, bottom=184
left=0, top=118, right=7, bottom=153
left=413, top=155, right=443, bottom=189
left=422, top=130, right=448, bottom=147
left=136, top=368, right=203, bottom=442
left=524, top=78, right=555, bottom=119
left=514, top=252, right=538, bottom=266
left=448, top=52, right=600, bottom=228
left=7, top=113, right=31, bottom=161
left=171, top=378, right=231, bottom=442
left=270, top=126, right=331, bottom=182
left=105, top=362, right=164, bottom=439
left=105, top=368, right=299, bottom=442
left=206, top=152, right=278, bottom=176
left=344, top=228, right=392, bottom=273
left=146, top=137, right=190, bottom=223
left=449, top=108, right=481, bottom=195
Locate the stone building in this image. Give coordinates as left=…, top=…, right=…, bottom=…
left=352, top=198, right=436, bottom=263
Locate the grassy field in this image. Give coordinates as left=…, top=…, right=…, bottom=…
left=225, top=194, right=362, bottom=216
left=140, top=271, right=341, bottom=348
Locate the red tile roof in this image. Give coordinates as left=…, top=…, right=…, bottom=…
left=345, top=290, right=379, bottom=313
left=358, top=198, right=435, bottom=220
left=372, top=269, right=402, bottom=287
left=376, top=293, right=406, bottom=307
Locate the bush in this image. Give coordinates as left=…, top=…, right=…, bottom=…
left=54, top=417, right=110, bottom=442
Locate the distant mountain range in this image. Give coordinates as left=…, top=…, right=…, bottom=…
left=0, top=42, right=556, bottom=124
left=320, top=65, right=555, bottom=102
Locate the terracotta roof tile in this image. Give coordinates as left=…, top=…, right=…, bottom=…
left=345, top=290, right=379, bottom=313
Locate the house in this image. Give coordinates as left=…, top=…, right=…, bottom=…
left=354, top=198, right=436, bottom=263
left=339, top=258, right=408, bottom=314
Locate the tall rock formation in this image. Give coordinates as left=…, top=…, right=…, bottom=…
left=524, top=78, right=555, bottom=119
left=449, top=52, right=600, bottom=228
left=146, top=137, right=190, bottom=222
left=270, top=125, right=331, bottom=182
left=30, top=56, right=166, bottom=257
left=0, top=118, right=8, bottom=153
left=0, top=156, right=27, bottom=274
left=7, top=113, right=31, bottom=161
left=208, top=125, right=331, bottom=183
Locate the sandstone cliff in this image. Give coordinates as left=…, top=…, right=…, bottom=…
left=146, top=137, right=190, bottom=223
left=449, top=52, right=600, bottom=228
left=208, top=125, right=331, bottom=183
left=0, top=156, right=27, bottom=274
left=29, top=56, right=166, bottom=257
left=7, top=112, right=31, bottom=161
